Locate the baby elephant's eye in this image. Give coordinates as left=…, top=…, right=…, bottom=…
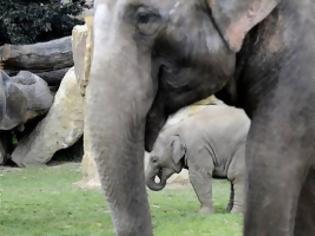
left=151, top=157, right=158, bottom=163
left=136, top=6, right=162, bottom=36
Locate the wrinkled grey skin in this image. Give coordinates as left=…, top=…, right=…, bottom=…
left=146, top=106, right=250, bottom=214
left=0, top=71, right=53, bottom=130
left=87, top=0, right=315, bottom=235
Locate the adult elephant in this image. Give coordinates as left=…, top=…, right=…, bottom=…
left=86, top=0, right=315, bottom=235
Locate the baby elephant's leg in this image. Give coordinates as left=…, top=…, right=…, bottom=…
left=231, top=180, right=245, bottom=213
left=228, top=144, right=246, bottom=213
left=189, top=168, right=214, bottom=214
left=226, top=182, right=235, bottom=212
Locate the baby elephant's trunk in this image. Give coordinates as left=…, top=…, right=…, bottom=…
left=146, top=170, right=167, bottom=191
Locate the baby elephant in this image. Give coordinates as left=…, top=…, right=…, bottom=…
left=145, top=105, right=250, bottom=214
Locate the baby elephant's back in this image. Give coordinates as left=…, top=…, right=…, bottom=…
left=182, top=105, right=250, bottom=148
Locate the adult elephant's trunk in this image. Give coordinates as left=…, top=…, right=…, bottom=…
left=85, top=4, right=157, bottom=236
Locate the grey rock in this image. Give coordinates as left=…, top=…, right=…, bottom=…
left=11, top=68, right=84, bottom=167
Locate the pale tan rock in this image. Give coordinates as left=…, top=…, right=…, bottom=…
left=74, top=142, right=101, bottom=189
left=83, top=14, right=94, bottom=96
left=72, top=25, right=88, bottom=84
left=72, top=15, right=93, bottom=97
left=75, top=15, right=101, bottom=189
left=11, top=68, right=84, bottom=167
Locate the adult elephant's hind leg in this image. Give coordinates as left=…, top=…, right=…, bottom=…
left=294, top=168, right=315, bottom=236
left=244, top=113, right=310, bottom=236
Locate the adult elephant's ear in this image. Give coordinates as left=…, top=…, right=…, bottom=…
left=207, top=0, right=279, bottom=52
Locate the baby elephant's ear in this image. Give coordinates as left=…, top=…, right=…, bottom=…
left=207, top=0, right=279, bottom=52
left=170, top=136, right=186, bottom=164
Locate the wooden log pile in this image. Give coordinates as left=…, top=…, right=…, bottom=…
left=0, top=36, right=74, bottom=86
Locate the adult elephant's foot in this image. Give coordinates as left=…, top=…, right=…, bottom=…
left=199, top=205, right=215, bottom=214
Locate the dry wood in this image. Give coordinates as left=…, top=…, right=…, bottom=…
left=0, top=37, right=73, bottom=71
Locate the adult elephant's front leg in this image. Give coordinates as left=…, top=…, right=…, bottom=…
left=244, top=109, right=311, bottom=236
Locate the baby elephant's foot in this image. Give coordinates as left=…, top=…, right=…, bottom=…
left=199, top=206, right=215, bottom=214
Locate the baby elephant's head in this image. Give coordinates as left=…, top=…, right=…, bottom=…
left=145, top=134, right=186, bottom=191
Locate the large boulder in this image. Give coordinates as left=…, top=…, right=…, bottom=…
left=11, top=71, right=54, bottom=118
left=11, top=68, right=84, bottom=167
left=0, top=70, right=53, bottom=130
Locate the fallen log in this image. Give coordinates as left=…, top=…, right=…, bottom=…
left=36, top=67, right=70, bottom=85
left=0, top=36, right=73, bottom=71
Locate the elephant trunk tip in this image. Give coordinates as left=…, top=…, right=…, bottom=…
left=146, top=174, right=166, bottom=191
